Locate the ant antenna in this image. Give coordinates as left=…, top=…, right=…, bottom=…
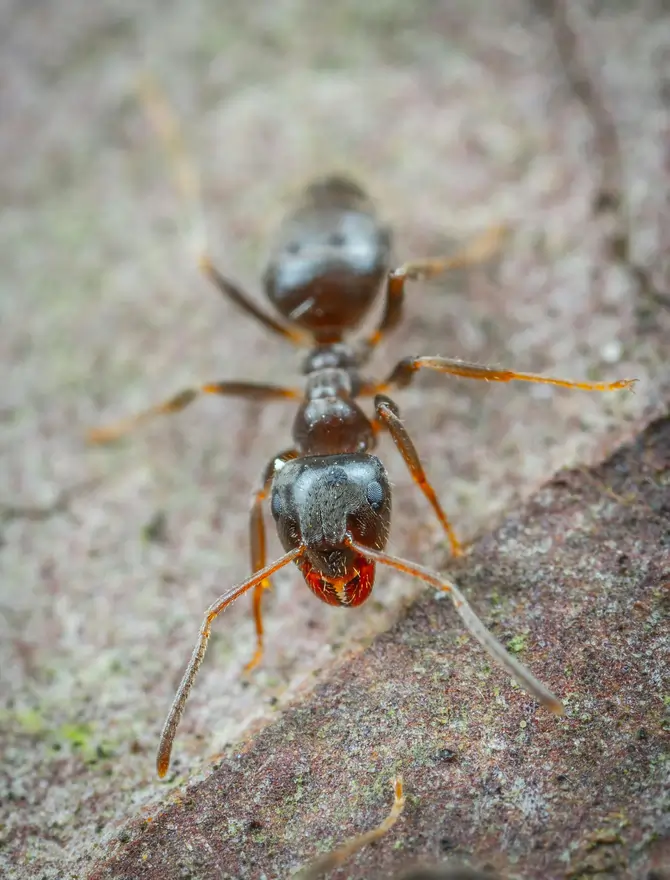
left=346, top=538, right=564, bottom=715
left=157, top=546, right=303, bottom=778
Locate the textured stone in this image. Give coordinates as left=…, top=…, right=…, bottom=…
left=1, top=1, right=669, bottom=878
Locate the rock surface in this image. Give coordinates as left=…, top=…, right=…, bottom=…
left=88, top=412, right=670, bottom=879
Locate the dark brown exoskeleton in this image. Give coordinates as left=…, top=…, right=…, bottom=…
left=89, top=85, right=637, bottom=778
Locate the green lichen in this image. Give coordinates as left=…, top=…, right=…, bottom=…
left=507, top=634, right=527, bottom=654
left=12, top=708, right=47, bottom=735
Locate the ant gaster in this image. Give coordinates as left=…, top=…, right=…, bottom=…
left=89, top=84, right=636, bottom=778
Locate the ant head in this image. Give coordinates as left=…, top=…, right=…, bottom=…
left=270, top=453, right=391, bottom=607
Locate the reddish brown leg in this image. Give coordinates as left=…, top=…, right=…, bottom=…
left=359, top=224, right=507, bottom=361
left=295, top=776, right=405, bottom=879
left=87, top=381, right=299, bottom=444
left=138, top=75, right=308, bottom=346
left=245, top=449, right=299, bottom=673
left=375, top=394, right=462, bottom=557
left=373, top=356, right=637, bottom=394
left=200, top=256, right=308, bottom=344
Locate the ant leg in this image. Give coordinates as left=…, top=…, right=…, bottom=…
left=87, top=381, right=299, bottom=444
left=359, top=224, right=507, bottom=361
left=373, top=356, right=637, bottom=394
left=295, top=776, right=405, bottom=880
left=199, top=258, right=308, bottom=345
left=375, top=394, right=462, bottom=557
left=245, top=449, right=299, bottom=673
left=156, top=545, right=303, bottom=778
left=138, top=75, right=308, bottom=345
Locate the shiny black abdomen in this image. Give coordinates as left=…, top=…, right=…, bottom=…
left=262, top=176, right=391, bottom=343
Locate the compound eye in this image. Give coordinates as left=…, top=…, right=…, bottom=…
left=270, top=491, right=283, bottom=520
left=366, top=480, right=384, bottom=511
left=328, top=232, right=346, bottom=247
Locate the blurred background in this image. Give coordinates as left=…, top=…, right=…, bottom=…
left=1, top=1, right=668, bottom=877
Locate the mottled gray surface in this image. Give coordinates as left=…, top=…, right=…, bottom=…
left=89, top=411, right=670, bottom=880
left=1, top=1, right=668, bottom=878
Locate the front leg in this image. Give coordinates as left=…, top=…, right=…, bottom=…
left=245, top=449, right=298, bottom=673
left=374, top=394, right=462, bottom=557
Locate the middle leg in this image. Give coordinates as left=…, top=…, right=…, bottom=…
left=372, top=355, right=637, bottom=394
left=374, top=394, right=462, bottom=557
left=88, top=381, right=300, bottom=444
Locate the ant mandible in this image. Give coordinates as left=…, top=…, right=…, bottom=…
left=89, top=80, right=636, bottom=778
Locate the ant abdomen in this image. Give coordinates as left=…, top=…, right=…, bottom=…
left=263, top=176, right=392, bottom=341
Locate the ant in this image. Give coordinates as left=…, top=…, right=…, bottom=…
left=88, top=80, right=637, bottom=779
